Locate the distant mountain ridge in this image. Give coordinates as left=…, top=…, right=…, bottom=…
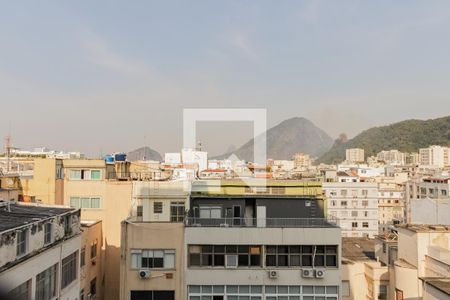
left=317, top=115, right=450, bottom=164
left=127, top=146, right=162, bottom=161
left=214, top=117, right=334, bottom=161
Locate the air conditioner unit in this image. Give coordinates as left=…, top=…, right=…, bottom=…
left=301, top=268, right=314, bottom=278
left=268, top=270, right=278, bottom=279
left=139, top=269, right=150, bottom=279
left=225, top=255, right=238, bottom=268
left=315, top=269, right=325, bottom=278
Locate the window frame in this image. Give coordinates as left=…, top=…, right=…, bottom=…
left=130, top=249, right=176, bottom=270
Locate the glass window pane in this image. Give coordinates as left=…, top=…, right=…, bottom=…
left=289, top=286, right=300, bottom=294
left=278, top=286, right=288, bottom=294
left=227, top=286, right=238, bottom=293
left=189, top=286, right=201, bottom=293
left=326, top=286, right=338, bottom=294
left=239, top=297, right=249, bottom=300
left=239, top=286, right=249, bottom=294
left=201, top=297, right=212, bottom=300
left=265, top=286, right=276, bottom=294
left=81, top=198, right=90, bottom=208
left=69, top=198, right=80, bottom=208
left=91, top=198, right=100, bottom=208
left=91, top=170, right=101, bottom=180
left=202, top=286, right=212, bottom=293
left=303, top=286, right=314, bottom=294
left=213, top=286, right=224, bottom=293
left=251, top=286, right=262, bottom=293
left=315, top=286, right=326, bottom=294
left=164, top=253, right=175, bottom=268
left=228, top=297, right=238, bottom=300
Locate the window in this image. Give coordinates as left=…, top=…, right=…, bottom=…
left=189, top=245, right=261, bottom=267
left=362, top=190, right=368, bottom=197
left=351, top=211, right=358, bottom=217
left=69, top=197, right=101, bottom=209
left=17, top=229, right=28, bottom=256
left=69, top=170, right=81, bottom=180
left=90, top=278, right=97, bottom=296
left=36, top=264, right=57, bottom=300
left=199, top=206, right=221, bottom=219
left=91, top=239, right=98, bottom=259
left=90, top=170, right=101, bottom=180
left=340, top=190, right=347, bottom=197
left=8, top=280, right=31, bottom=300
left=395, top=289, right=403, bottom=300
left=265, top=245, right=338, bottom=268
left=44, top=222, right=52, bottom=244
left=130, top=290, right=175, bottom=300
left=362, top=200, right=369, bottom=207
left=341, top=201, right=347, bottom=206
left=352, top=222, right=358, bottom=228
left=364, top=211, right=368, bottom=217
left=61, top=251, right=78, bottom=288
left=362, top=222, right=369, bottom=228
left=154, top=202, right=163, bottom=214
left=170, top=202, right=185, bottom=222
left=331, top=200, right=336, bottom=207
left=131, top=249, right=175, bottom=269
left=378, top=285, right=388, bottom=300
left=80, top=247, right=86, bottom=267
left=137, top=205, right=143, bottom=217
left=342, top=281, right=350, bottom=297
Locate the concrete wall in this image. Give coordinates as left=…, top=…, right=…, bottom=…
left=0, top=235, right=81, bottom=300
left=80, top=220, right=103, bottom=300
left=64, top=175, right=133, bottom=300
left=120, top=222, right=184, bottom=300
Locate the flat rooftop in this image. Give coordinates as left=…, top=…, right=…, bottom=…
left=0, top=202, right=75, bottom=232
left=397, top=224, right=450, bottom=233
left=342, top=237, right=375, bottom=261
left=420, top=278, right=450, bottom=296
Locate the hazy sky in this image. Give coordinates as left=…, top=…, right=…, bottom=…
left=1, top=1, right=450, bottom=156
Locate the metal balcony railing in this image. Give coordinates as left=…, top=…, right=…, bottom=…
left=185, top=217, right=337, bottom=228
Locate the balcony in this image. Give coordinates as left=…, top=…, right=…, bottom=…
left=185, top=217, right=337, bottom=228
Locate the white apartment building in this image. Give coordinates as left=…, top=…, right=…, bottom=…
left=376, top=150, right=406, bottom=165
left=324, top=182, right=379, bottom=238
left=345, top=148, right=365, bottom=163
left=0, top=202, right=81, bottom=300
left=419, top=145, right=450, bottom=168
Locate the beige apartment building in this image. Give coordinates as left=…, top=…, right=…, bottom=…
left=341, top=238, right=389, bottom=300
left=375, top=225, right=450, bottom=300
left=345, top=148, right=365, bottom=163
left=80, top=220, right=103, bottom=300
left=62, top=159, right=133, bottom=300
left=15, top=157, right=136, bottom=300
left=377, top=181, right=404, bottom=234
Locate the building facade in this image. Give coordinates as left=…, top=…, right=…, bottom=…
left=0, top=202, right=81, bottom=300
left=324, top=182, right=379, bottom=238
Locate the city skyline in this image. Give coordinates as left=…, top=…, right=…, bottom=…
left=1, top=1, right=450, bottom=156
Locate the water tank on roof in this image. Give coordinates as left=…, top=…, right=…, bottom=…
left=104, top=155, right=114, bottom=164
left=114, top=153, right=127, bottom=162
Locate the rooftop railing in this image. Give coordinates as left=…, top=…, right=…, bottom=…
left=185, top=217, right=337, bottom=228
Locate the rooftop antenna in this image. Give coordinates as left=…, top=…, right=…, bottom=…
left=4, top=128, right=12, bottom=173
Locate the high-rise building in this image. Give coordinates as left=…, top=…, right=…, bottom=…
left=345, top=148, right=365, bottom=163
left=324, top=182, right=379, bottom=238
left=419, top=145, right=450, bottom=168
